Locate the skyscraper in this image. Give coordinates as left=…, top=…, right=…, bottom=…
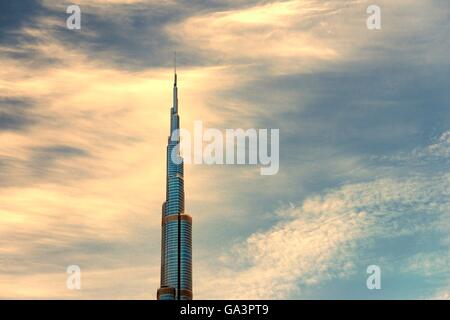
left=157, top=59, right=193, bottom=300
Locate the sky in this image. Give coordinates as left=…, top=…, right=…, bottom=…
left=0, top=0, right=449, bottom=299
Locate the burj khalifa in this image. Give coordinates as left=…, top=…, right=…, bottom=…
left=157, top=58, right=193, bottom=300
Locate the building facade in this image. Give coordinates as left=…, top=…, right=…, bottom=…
left=157, top=68, right=193, bottom=300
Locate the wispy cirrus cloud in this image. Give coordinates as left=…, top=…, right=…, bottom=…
left=169, top=0, right=450, bottom=74
left=196, top=132, right=449, bottom=299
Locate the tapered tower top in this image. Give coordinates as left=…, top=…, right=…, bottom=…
left=174, top=51, right=177, bottom=87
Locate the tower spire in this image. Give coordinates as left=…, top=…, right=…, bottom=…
left=172, top=51, right=178, bottom=114
left=174, top=51, right=177, bottom=86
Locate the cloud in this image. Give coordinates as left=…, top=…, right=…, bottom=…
left=0, top=0, right=449, bottom=300
left=0, top=265, right=159, bottom=299
left=169, top=0, right=450, bottom=75
left=169, top=0, right=341, bottom=74
left=196, top=132, right=450, bottom=299
left=0, top=97, right=37, bottom=131
left=403, top=251, right=450, bottom=300
left=0, top=5, right=255, bottom=298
